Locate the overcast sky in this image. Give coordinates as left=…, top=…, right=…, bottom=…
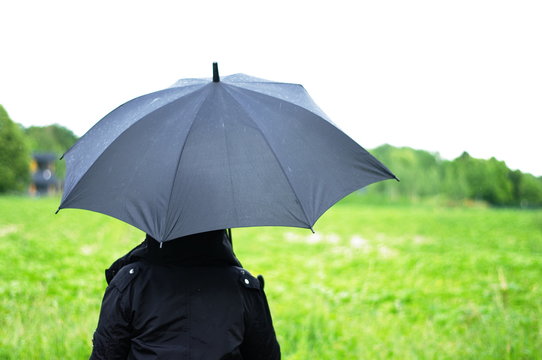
left=1, top=0, right=541, bottom=175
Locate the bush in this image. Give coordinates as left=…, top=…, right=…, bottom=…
left=367, top=145, right=542, bottom=207
left=0, top=105, right=30, bottom=193
left=25, top=124, right=78, bottom=178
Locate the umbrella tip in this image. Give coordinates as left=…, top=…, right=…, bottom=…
left=213, top=62, right=220, bottom=82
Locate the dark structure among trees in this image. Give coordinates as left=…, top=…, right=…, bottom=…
left=29, top=153, right=59, bottom=195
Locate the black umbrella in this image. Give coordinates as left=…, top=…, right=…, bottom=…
left=58, top=63, right=397, bottom=242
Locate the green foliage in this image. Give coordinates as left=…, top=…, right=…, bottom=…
left=519, top=174, right=542, bottom=205
left=1, top=196, right=541, bottom=359
left=25, top=124, right=78, bottom=155
left=368, top=145, right=542, bottom=207
left=441, top=159, right=470, bottom=201
left=25, top=124, right=78, bottom=179
left=0, top=105, right=30, bottom=193
left=453, top=153, right=514, bottom=205
left=369, top=145, right=441, bottom=199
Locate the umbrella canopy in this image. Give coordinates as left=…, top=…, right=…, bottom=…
left=58, top=64, right=397, bottom=242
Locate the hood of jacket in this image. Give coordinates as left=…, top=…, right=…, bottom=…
left=140, top=230, right=242, bottom=267
left=105, top=230, right=242, bottom=284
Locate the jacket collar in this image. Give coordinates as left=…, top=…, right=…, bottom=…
left=139, top=230, right=242, bottom=267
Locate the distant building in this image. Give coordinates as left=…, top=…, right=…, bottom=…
left=29, top=153, right=59, bottom=195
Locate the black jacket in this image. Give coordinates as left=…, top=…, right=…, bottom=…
left=90, top=230, right=280, bottom=360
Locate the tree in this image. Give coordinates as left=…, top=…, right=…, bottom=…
left=368, top=145, right=441, bottom=199
left=0, top=105, right=30, bottom=192
left=25, top=124, right=78, bottom=179
left=366, top=146, right=542, bottom=207
left=25, top=124, right=78, bottom=154
left=510, top=170, right=542, bottom=207
left=441, top=159, right=470, bottom=201
left=451, top=153, right=515, bottom=205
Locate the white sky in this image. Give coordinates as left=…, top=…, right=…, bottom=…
left=1, top=0, right=541, bottom=175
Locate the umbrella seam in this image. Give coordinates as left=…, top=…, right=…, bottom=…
left=60, top=85, right=208, bottom=207
left=162, top=85, right=214, bottom=241
left=61, top=84, right=206, bottom=160
left=221, top=84, right=313, bottom=228
left=223, top=85, right=384, bottom=170
left=224, top=81, right=336, bottom=126
left=222, top=73, right=299, bottom=85
left=226, top=80, right=301, bottom=86
left=219, top=92, right=241, bottom=230
left=60, top=88, right=211, bottom=239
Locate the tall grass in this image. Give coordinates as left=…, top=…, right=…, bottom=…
left=0, top=196, right=541, bottom=359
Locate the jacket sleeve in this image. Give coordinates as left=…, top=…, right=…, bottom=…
left=89, top=266, right=137, bottom=360
left=240, top=275, right=281, bottom=360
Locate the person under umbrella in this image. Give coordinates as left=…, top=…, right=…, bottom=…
left=90, top=230, right=280, bottom=360
left=60, top=64, right=396, bottom=359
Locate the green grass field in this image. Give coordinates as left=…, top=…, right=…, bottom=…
left=0, top=196, right=541, bottom=359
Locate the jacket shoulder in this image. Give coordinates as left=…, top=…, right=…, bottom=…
left=109, top=262, right=142, bottom=293
left=233, top=266, right=262, bottom=290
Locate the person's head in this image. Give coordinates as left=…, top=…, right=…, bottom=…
left=144, top=230, right=241, bottom=267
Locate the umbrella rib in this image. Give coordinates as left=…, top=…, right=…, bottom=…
left=60, top=85, right=208, bottom=204
left=226, top=80, right=301, bottom=86
left=221, top=85, right=314, bottom=229
left=225, top=82, right=334, bottom=125
left=161, top=86, right=212, bottom=241
left=61, top=84, right=206, bottom=160
left=222, top=74, right=302, bottom=86
left=220, top=106, right=241, bottom=229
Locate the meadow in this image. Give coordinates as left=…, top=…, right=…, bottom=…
left=0, top=195, right=541, bottom=359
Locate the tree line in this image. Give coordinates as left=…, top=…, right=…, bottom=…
left=368, top=144, right=542, bottom=207
left=0, top=104, right=78, bottom=192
